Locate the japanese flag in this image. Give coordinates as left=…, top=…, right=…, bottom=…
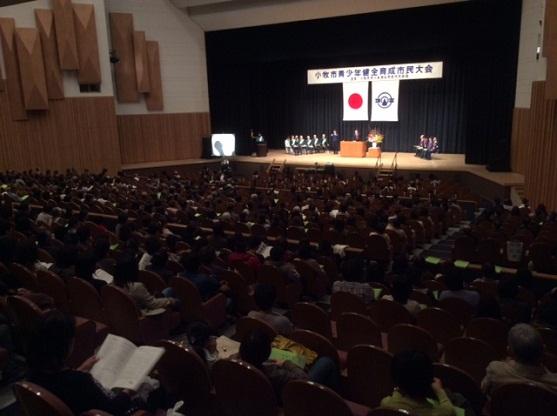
left=371, top=80, right=399, bottom=122
left=343, top=81, right=369, bottom=121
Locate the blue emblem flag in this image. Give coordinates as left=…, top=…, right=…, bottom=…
left=371, top=80, right=400, bottom=122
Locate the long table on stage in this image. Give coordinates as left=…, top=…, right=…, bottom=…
left=340, top=141, right=367, bottom=157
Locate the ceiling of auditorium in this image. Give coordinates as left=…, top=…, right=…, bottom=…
left=170, top=0, right=468, bottom=31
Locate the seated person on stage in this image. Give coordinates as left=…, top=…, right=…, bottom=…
left=313, top=134, right=321, bottom=152
left=353, top=129, right=360, bottom=141
left=420, top=137, right=430, bottom=159
left=256, top=132, right=265, bottom=143
left=415, top=134, right=426, bottom=156
left=284, top=136, right=292, bottom=154
left=481, top=323, right=557, bottom=396
left=305, top=135, right=314, bottom=153
left=298, top=135, right=306, bottom=154
left=291, top=135, right=300, bottom=155
left=321, top=134, right=328, bottom=152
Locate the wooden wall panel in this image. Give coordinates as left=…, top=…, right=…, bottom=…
left=15, top=28, right=49, bottom=110
left=0, top=88, right=121, bottom=174
left=109, top=13, right=139, bottom=102
left=0, top=59, right=4, bottom=92
left=73, top=3, right=101, bottom=85
left=118, top=113, right=210, bottom=165
left=543, top=0, right=557, bottom=57
left=510, top=107, right=530, bottom=175
left=0, top=18, right=27, bottom=120
left=145, top=41, right=163, bottom=111
left=53, top=0, right=79, bottom=70
left=35, top=9, right=64, bottom=100
left=512, top=81, right=557, bottom=209
left=133, top=31, right=150, bottom=93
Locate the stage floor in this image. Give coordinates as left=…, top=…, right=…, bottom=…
left=233, top=150, right=524, bottom=187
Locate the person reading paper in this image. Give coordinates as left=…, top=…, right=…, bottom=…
left=26, top=311, right=140, bottom=415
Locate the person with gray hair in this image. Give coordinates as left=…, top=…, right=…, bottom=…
left=481, top=324, right=557, bottom=395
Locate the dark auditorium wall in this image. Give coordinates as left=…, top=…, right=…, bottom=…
left=206, top=1, right=522, bottom=171
left=0, top=89, right=121, bottom=175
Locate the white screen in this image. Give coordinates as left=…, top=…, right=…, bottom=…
left=211, top=134, right=235, bottom=157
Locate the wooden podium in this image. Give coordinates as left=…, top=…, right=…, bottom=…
left=367, top=147, right=381, bottom=158
left=340, top=141, right=367, bottom=157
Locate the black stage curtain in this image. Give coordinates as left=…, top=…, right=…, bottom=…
left=206, top=0, right=522, bottom=171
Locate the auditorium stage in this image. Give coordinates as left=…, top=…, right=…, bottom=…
left=233, top=150, right=524, bottom=187
left=121, top=150, right=524, bottom=201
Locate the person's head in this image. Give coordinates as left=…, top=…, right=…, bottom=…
left=75, top=251, right=97, bottom=280
left=298, top=241, right=312, bottom=260
left=239, top=330, right=272, bottom=368
left=14, top=238, right=38, bottom=266
left=145, top=237, right=161, bottom=255
left=507, top=324, right=544, bottom=365
left=481, top=263, right=498, bottom=281
left=181, top=253, right=201, bottom=274
left=444, top=268, right=464, bottom=291
left=27, top=310, right=76, bottom=372
left=151, top=250, right=169, bottom=269
left=391, top=274, right=412, bottom=304
left=187, top=321, right=215, bottom=363
left=340, top=257, right=365, bottom=282
left=498, top=277, right=519, bottom=299
left=113, top=254, right=138, bottom=287
left=56, top=244, right=79, bottom=268
left=391, top=350, right=434, bottom=399
left=76, top=225, right=91, bottom=244
left=269, top=246, right=285, bottom=262
left=254, top=283, right=276, bottom=312
left=93, top=237, right=110, bottom=260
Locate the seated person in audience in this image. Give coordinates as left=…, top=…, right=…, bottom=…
left=26, top=310, right=138, bottom=415
left=93, top=237, right=116, bottom=276
left=248, top=283, right=294, bottom=336
left=207, top=222, right=228, bottom=252
left=497, top=278, right=532, bottom=324
left=51, top=244, right=79, bottom=279
left=332, top=257, right=374, bottom=304
left=180, top=253, right=228, bottom=301
left=187, top=321, right=219, bottom=368
left=113, top=254, right=178, bottom=314
left=439, top=268, right=480, bottom=310
left=14, top=238, right=50, bottom=272
left=76, top=251, right=108, bottom=291
left=228, top=238, right=262, bottom=272
left=36, top=204, right=54, bottom=228
left=297, top=241, right=328, bottom=285
left=199, top=246, right=229, bottom=275
left=536, top=292, right=557, bottom=330
left=381, top=350, right=457, bottom=416
left=239, top=330, right=340, bottom=401
left=481, top=324, right=557, bottom=395
left=147, top=250, right=175, bottom=283
left=138, top=237, right=161, bottom=271
left=382, top=274, right=424, bottom=315
left=265, top=246, right=300, bottom=282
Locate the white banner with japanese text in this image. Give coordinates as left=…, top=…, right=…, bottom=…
left=307, top=61, right=443, bottom=84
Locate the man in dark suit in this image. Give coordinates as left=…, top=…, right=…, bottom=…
left=353, top=129, right=360, bottom=141
left=330, top=129, right=340, bottom=154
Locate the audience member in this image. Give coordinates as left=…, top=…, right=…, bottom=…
left=248, top=283, right=294, bottom=336
left=381, top=350, right=457, bottom=416
left=481, top=324, right=557, bottom=395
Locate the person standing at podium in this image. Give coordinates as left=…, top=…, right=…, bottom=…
left=353, top=129, right=360, bottom=141
left=330, top=129, right=340, bottom=154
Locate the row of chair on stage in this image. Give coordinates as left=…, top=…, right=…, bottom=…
left=414, top=135, right=440, bottom=160
left=285, top=134, right=330, bottom=155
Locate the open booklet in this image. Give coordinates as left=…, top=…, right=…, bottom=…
left=90, top=334, right=165, bottom=391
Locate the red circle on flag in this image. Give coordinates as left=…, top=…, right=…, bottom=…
left=348, top=93, right=363, bottom=109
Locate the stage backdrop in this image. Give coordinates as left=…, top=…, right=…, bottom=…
left=206, top=1, right=522, bottom=171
